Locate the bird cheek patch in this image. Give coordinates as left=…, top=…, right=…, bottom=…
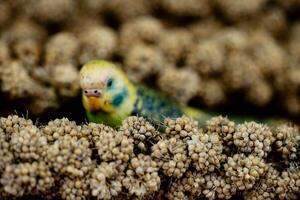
left=112, top=94, right=124, bottom=107
left=112, top=88, right=128, bottom=107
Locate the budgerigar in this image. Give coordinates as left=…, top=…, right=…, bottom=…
left=79, top=60, right=214, bottom=127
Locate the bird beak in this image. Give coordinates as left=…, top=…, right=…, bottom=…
left=83, top=89, right=102, bottom=112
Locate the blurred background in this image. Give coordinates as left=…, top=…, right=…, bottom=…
left=0, top=0, right=299, bottom=122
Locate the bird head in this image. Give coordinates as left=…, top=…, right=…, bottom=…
left=79, top=60, right=132, bottom=113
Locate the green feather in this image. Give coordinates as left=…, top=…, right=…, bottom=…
left=86, top=111, right=123, bottom=127
left=130, top=84, right=215, bottom=125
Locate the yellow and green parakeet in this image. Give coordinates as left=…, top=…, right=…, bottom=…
left=79, top=60, right=213, bottom=127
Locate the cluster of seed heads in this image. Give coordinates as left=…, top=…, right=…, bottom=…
left=187, top=132, right=225, bottom=174
left=275, top=166, right=300, bottom=200
left=224, top=154, right=268, bottom=190
left=80, top=123, right=113, bottom=148
left=243, top=165, right=279, bottom=200
left=201, top=173, right=236, bottom=200
left=157, top=67, right=200, bottom=104
left=95, top=130, right=134, bottom=163
left=233, top=122, right=275, bottom=157
left=151, top=137, right=190, bottom=178
left=10, top=125, right=47, bottom=161
left=273, top=124, right=300, bottom=161
left=48, top=64, right=80, bottom=98
left=90, top=162, right=123, bottom=200
left=158, top=29, right=193, bottom=64
left=206, top=116, right=235, bottom=143
left=120, top=116, right=160, bottom=152
left=0, top=0, right=299, bottom=116
left=78, top=26, right=117, bottom=65
left=1, top=162, right=54, bottom=196
left=0, top=115, right=34, bottom=139
left=42, top=118, right=86, bottom=143
left=119, top=16, right=163, bottom=54
left=45, top=135, right=92, bottom=178
left=60, top=176, right=90, bottom=200
left=167, top=171, right=203, bottom=200
left=124, top=44, right=164, bottom=81
left=0, top=115, right=300, bottom=199
left=0, top=61, right=38, bottom=98
left=0, top=61, right=59, bottom=114
left=122, top=154, right=160, bottom=196
left=0, top=128, right=13, bottom=173
left=45, top=32, right=79, bottom=66
left=164, top=116, right=199, bottom=140
left=0, top=0, right=299, bottom=198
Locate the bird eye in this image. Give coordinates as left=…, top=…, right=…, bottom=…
left=107, top=78, right=113, bottom=88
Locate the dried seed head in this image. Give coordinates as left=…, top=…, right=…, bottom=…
left=158, top=67, right=200, bottom=104
left=167, top=171, right=204, bottom=199
left=122, top=154, right=160, bottom=197
left=273, top=124, right=300, bottom=161
left=10, top=125, right=48, bottom=162
left=95, top=129, right=134, bottom=163
left=0, top=128, right=13, bottom=173
left=42, top=118, right=87, bottom=143
left=46, top=136, right=92, bottom=178
left=78, top=26, right=117, bottom=65
left=234, top=122, right=275, bottom=157
left=224, top=153, right=268, bottom=190
left=124, top=44, right=165, bottom=81
left=119, top=16, right=163, bottom=53
left=164, top=116, right=199, bottom=140
left=90, top=162, right=123, bottom=199
left=187, top=132, right=225, bottom=174
left=206, top=116, right=235, bottom=143
left=120, top=116, right=159, bottom=152
left=152, top=137, right=190, bottom=178
left=0, top=162, right=54, bottom=196
left=61, top=176, right=90, bottom=200
left=45, top=32, right=79, bottom=65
